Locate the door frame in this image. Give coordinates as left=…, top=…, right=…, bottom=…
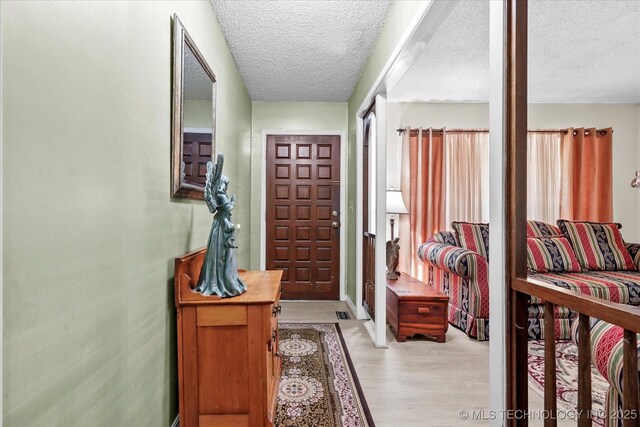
left=260, top=130, right=347, bottom=301
left=353, top=0, right=458, bottom=344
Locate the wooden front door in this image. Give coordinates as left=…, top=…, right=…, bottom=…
left=183, top=132, right=212, bottom=186
left=266, top=134, right=341, bottom=300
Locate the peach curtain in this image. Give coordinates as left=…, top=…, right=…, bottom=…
left=444, top=132, right=490, bottom=225
left=560, top=127, right=613, bottom=222
left=527, top=132, right=562, bottom=223
left=398, top=128, right=445, bottom=281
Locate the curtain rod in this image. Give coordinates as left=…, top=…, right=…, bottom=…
left=397, top=128, right=612, bottom=135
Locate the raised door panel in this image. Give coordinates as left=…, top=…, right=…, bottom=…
left=197, top=325, right=250, bottom=414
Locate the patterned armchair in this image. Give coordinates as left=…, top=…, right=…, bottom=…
left=572, top=318, right=640, bottom=427
left=418, top=231, right=490, bottom=340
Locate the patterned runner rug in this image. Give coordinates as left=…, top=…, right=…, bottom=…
left=528, top=340, right=609, bottom=426
left=276, top=323, right=374, bottom=426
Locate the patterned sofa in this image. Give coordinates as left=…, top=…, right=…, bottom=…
left=418, top=220, right=640, bottom=341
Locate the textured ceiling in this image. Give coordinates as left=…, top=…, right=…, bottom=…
left=184, top=44, right=213, bottom=100
left=210, top=0, right=391, bottom=101
left=390, top=0, right=640, bottom=103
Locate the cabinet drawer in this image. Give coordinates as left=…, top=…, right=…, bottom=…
left=398, top=301, right=447, bottom=325
left=197, top=305, right=247, bottom=326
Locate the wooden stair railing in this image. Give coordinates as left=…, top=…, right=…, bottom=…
left=513, top=278, right=640, bottom=427
left=363, top=232, right=376, bottom=318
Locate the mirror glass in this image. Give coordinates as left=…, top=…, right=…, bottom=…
left=172, top=15, right=216, bottom=199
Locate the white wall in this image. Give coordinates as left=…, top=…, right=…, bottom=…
left=387, top=102, right=640, bottom=241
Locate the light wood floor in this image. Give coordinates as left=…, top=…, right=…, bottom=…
left=280, top=301, right=574, bottom=427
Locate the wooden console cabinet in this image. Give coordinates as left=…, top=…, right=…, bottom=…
left=175, top=248, right=282, bottom=427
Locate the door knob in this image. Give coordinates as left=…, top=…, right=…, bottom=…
left=332, top=221, right=340, bottom=229
left=332, top=210, right=339, bottom=217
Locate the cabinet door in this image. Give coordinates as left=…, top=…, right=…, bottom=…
left=196, top=307, right=250, bottom=415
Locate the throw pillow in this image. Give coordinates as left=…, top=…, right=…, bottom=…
left=527, top=220, right=563, bottom=238
left=451, top=222, right=489, bottom=260
left=430, top=231, right=459, bottom=246
left=526, top=236, right=582, bottom=273
left=557, top=220, right=636, bottom=271
left=625, top=243, right=640, bottom=272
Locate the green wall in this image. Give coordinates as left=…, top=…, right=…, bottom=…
left=1, top=1, right=251, bottom=426
left=183, top=99, right=213, bottom=130
left=249, top=102, right=348, bottom=269
left=345, top=1, right=429, bottom=302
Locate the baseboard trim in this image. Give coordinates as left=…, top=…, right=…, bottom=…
left=171, top=414, right=179, bottom=427
left=344, top=295, right=358, bottom=319
left=364, top=318, right=388, bottom=348
left=344, top=295, right=370, bottom=320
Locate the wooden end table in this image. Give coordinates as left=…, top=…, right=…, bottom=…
left=386, top=273, right=449, bottom=343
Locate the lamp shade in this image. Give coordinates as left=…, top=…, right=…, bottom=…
left=386, top=189, right=408, bottom=214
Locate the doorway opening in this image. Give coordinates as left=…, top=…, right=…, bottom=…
left=264, top=134, right=343, bottom=300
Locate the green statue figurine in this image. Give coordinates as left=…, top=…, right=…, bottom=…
left=195, top=154, right=247, bottom=297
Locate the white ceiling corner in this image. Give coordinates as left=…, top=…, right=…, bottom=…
left=210, top=0, right=391, bottom=102
left=390, top=0, right=640, bottom=103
